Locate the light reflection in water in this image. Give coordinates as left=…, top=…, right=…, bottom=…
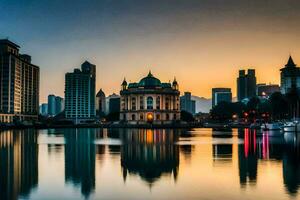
left=0, top=128, right=299, bottom=199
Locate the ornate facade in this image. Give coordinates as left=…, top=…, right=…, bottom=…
left=120, top=71, right=180, bottom=124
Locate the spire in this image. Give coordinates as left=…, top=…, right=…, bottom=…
left=96, top=88, right=105, bottom=97
left=286, top=55, right=296, bottom=67
left=148, top=70, right=153, bottom=77
left=172, top=77, right=178, bottom=85
left=121, top=77, right=127, bottom=86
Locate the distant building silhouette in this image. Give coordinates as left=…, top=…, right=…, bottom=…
left=107, top=93, right=120, bottom=114
left=0, top=39, right=40, bottom=123
left=180, top=92, right=196, bottom=115
left=55, top=96, right=64, bottom=115
left=280, top=56, right=300, bottom=94
left=237, top=69, right=256, bottom=101
left=47, top=95, right=56, bottom=116
left=256, top=84, right=280, bottom=97
left=39, top=103, right=48, bottom=116
left=64, top=61, right=96, bottom=123
left=96, top=89, right=106, bottom=116
left=212, top=88, right=232, bottom=107
left=47, top=94, right=64, bottom=116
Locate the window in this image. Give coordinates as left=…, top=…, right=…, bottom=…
left=165, top=97, right=169, bottom=110
left=156, top=96, right=160, bottom=110
left=140, top=114, right=144, bottom=120
left=166, top=113, right=170, bottom=120
left=140, top=96, right=144, bottom=110
left=147, top=96, right=153, bottom=109
left=132, top=97, right=136, bottom=110
left=156, top=114, right=160, bottom=120
left=132, top=114, right=136, bottom=120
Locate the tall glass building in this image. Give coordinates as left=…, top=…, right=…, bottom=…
left=64, top=61, right=96, bottom=123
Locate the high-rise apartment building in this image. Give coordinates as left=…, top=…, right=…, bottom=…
left=0, top=39, right=39, bottom=123
left=64, top=61, right=96, bottom=123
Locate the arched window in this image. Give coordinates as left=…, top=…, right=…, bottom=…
left=165, top=97, right=170, bottom=110
left=140, top=114, right=144, bottom=120
left=156, top=96, right=160, bottom=110
left=132, top=114, right=136, bottom=121
left=140, top=96, right=144, bottom=110
left=166, top=113, right=170, bottom=120
left=147, top=96, right=153, bottom=109
left=156, top=114, right=160, bottom=120
left=131, top=97, right=136, bottom=110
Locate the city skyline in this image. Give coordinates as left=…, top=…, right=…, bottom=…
left=1, top=0, right=300, bottom=103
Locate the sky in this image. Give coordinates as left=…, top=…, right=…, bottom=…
left=1, top=0, right=300, bottom=103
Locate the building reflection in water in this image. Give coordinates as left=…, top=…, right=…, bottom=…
left=0, top=129, right=38, bottom=200
left=238, top=129, right=258, bottom=187
left=238, top=128, right=300, bottom=195
left=120, top=129, right=179, bottom=186
left=64, top=128, right=96, bottom=198
left=179, top=130, right=195, bottom=162
left=283, top=133, right=300, bottom=195
left=212, top=129, right=233, bottom=163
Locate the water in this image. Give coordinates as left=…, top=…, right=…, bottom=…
left=0, top=128, right=299, bottom=200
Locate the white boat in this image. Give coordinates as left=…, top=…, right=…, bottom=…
left=283, top=121, right=300, bottom=132
left=261, top=122, right=283, bottom=131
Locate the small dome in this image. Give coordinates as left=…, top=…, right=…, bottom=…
left=138, top=71, right=162, bottom=88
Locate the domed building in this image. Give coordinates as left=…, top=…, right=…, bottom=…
left=120, top=71, right=180, bottom=124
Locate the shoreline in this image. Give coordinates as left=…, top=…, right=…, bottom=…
left=0, top=122, right=250, bottom=130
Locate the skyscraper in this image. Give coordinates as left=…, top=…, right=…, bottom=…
left=64, top=61, right=96, bottom=123
left=39, top=103, right=48, bottom=116
left=180, top=92, right=196, bottom=115
left=96, top=89, right=106, bottom=116
left=237, top=69, right=257, bottom=101
left=212, top=88, right=232, bottom=107
left=280, top=56, right=300, bottom=94
left=0, top=39, right=40, bottom=123
left=55, top=96, right=64, bottom=115
left=48, top=94, right=64, bottom=116
left=48, top=94, right=56, bottom=116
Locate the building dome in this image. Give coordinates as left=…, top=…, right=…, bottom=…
left=138, top=71, right=162, bottom=88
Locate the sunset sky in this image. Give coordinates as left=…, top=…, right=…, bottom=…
left=1, top=0, right=300, bottom=103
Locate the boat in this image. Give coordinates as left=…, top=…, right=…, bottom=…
left=283, top=121, right=300, bottom=132
left=261, top=122, right=283, bottom=131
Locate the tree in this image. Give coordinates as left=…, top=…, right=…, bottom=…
left=269, top=92, right=289, bottom=120
left=180, top=110, right=195, bottom=122
left=106, top=112, right=120, bottom=122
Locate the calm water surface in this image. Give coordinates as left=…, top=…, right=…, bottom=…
left=0, top=128, right=300, bottom=200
